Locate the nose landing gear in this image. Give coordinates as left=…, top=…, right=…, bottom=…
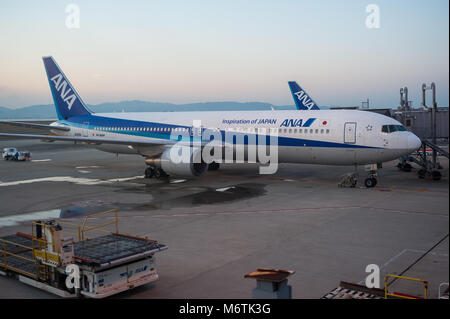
left=363, top=164, right=379, bottom=188
left=338, top=164, right=379, bottom=188
left=364, top=175, right=378, bottom=188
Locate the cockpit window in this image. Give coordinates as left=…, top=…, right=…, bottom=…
left=388, top=125, right=398, bottom=132
left=382, top=125, right=407, bottom=133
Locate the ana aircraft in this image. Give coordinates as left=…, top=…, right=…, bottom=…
left=0, top=57, right=421, bottom=187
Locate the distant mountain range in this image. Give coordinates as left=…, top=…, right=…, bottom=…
left=0, top=100, right=334, bottom=119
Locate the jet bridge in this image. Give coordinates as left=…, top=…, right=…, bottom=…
left=0, top=209, right=167, bottom=298
left=396, top=82, right=448, bottom=180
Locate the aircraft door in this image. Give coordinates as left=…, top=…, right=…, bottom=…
left=344, top=122, right=357, bottom=144
left=82, top=122, right=89, bottom=137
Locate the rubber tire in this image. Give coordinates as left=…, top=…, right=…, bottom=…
left=145, top=167, right=154, bottom=178
left=154, top=169, right=162, bottom=179
left=208, top=162, right=220, bottom=171
left=431, top=170, right=442, bottom=181
left=364, top=177, right=376, bottom=188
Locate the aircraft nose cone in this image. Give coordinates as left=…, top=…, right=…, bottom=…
left=408, top=134, right=421, bottom=151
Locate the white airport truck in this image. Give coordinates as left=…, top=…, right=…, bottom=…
left=0, top=209, right=167, bottom=298
left=2, top=147, right=18, bottom=160
left=2, top=147, right=31, bottom=161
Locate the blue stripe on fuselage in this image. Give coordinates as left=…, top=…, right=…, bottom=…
left=59, top=114, right=379, bottom=149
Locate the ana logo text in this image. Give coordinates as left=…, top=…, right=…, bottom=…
left=294, top=90, right=315, bottom=110
left=280, top=118, right=316, bottom=128
left=50, top=73, right=77, bottom=110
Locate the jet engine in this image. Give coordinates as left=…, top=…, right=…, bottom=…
left=145, top=146, right=207, bottom=177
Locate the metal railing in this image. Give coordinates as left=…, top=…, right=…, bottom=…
left=80, top=209, right=119, bottom=240
left=385, top=274, right=428, bottom=299
left=0, top=237, right=38, bottom=279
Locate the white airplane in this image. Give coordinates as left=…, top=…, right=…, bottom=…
left=0, top=57, right=421, bottom=187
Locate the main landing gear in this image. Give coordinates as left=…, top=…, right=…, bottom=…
left=208, top=162, right=220, bottom=171
left=144, top=165, right=169, bottom=179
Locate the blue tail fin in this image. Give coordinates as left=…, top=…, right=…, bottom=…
left=288, top=81, right=320, bottom=110
left=43, top=56, right=91, bottom=120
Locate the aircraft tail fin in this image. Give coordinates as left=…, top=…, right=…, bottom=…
left=288, top=81, right=320, bottom=110
left=42, top=56, right=91, bottom=120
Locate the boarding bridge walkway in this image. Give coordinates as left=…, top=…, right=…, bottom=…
left=423, top=140, right=449, bottom=159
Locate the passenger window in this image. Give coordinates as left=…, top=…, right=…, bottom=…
left=326, top=129, right=330, bottom=134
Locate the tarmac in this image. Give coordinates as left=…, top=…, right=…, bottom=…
left=0, top=137, right=448, bottom=299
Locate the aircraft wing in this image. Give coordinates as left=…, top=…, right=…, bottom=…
left=0, top=132, right=175, bottom=146
left=0, top=121, right=71, bottom=131
left=0, top=132, right=224, bottom=149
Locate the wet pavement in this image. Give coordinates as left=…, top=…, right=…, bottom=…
left=0, top=138, right=448, bottom=298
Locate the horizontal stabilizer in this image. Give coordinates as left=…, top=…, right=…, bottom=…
left=0, top=121, right=70, bottom=131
